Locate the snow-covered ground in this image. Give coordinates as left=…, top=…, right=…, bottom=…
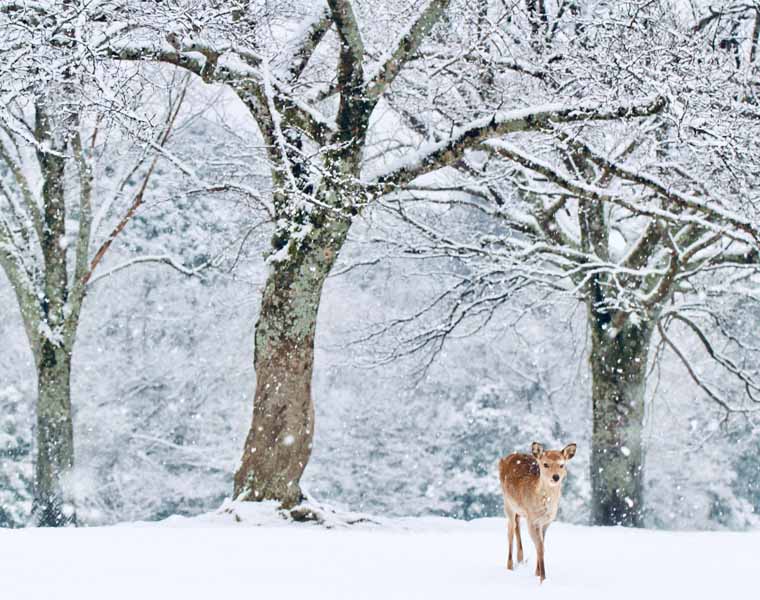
left=2, top=503, right=757, bottom=600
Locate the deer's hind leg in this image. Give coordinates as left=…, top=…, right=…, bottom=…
left=515, top=514, right=524, bottom=563
left=504, top=504, right=515, bottom=570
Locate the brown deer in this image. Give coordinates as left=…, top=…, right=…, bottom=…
left=498, top=441, right=577, bottom=582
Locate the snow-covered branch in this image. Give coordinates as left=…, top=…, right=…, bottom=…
left=86, top=254, right=208, bottom=286
left=369, top=96, right=667, bottom=190
left=366, top=0, right=452, bottom=100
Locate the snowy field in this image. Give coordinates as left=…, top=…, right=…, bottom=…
left=1, top=503, right=757, bottom=600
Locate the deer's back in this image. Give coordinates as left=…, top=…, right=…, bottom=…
left=499, top=452, right=540, bottom=512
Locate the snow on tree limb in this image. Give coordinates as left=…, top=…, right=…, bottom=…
left=368, top=95, right=667, bottom=191
left=484, top=139, right=759, bottom=249
left=287, top=6, right=333, bottom=81
left=86, top=254, right=208, bottom=287
left=366, top=0, right=452, bottom=100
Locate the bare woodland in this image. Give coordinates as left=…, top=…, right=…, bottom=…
left=1, top=0, right=760, bottom=529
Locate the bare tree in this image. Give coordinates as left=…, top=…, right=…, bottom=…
left=361, top=1, right=760, bottom=526
left=3, top=0, right=666, bottom=513
left=0, top=4, right=205, bottom=525
left=88, top=0, right=663, bottom=508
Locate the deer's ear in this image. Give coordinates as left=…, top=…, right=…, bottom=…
left=562, top=443, right=577, bottom=460
left=531, top=442, right=544, bottom=458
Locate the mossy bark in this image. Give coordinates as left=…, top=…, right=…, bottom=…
left=230, top=8, right=378, bottom=504
left=589, top=304, right=652, bottom=527
left=33, top=342, right=76, bottom=527
left=233, top=214, right=350, bottom=507
left=31, top=109, right=78, bottom=527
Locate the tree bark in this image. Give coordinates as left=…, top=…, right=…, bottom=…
left=233, top=214, right=350, bottom=507
left=588, top=303, right=652, bottom=527
left=32, top=101, right=78, bottom=526
left=33, top=341, right=76, bottom=526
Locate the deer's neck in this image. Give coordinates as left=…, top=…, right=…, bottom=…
left=534, top=479, right=562, bottom=517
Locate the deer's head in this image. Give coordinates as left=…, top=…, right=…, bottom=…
left=531, top=442, right=577, bottom=487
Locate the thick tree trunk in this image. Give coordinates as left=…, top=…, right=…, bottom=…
left=33, top=341, right=76, bottom=526
left=234, top=216, right=350, bottom=507
left=589, top=305, right=652, bottom=527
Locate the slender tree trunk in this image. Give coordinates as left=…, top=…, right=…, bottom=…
left=234, top=214, right=350, bottom=507
left=33, top=102, right=77, bottom=526
left=588, top=304, right=652, bottom=527
left=33, top=341, right=76, bottom=526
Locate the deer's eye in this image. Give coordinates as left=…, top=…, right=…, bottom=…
left=543, top=463, right=549, bottom=468
left=560, top=464, right=564, bottom=469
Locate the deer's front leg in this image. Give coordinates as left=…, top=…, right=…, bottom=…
left=528, top=523, right=546, bottom=582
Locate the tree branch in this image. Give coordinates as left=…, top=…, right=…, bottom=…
left=669, top=313, right=760, bottom=402
left=482, top=139, right=755, bottom=247
left=0, top=127, right=43, bottom=242
left=657, top=320, right=737, bottom=418
left=327, top=0, right=365, bottom=84
left=64, top=126, right=95, bottom=344
left=80, top=78, right=189, bottom=287
left=327, top=0, right=368, bottom=144
left=86, top=255, right=208, bottom=286
left=366, top=0, right=451, bottom=100
left=552, top=129, right=760, bottom=245
left=370, top=95, right=667, bottom=190
left=288, top=7, right=333, bottom=81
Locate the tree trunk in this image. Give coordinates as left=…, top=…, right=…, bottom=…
left=33, top=341, right=76, bottom=526
left=588, top=305, right=652, bottom=527
left=233, top=215, right=350, bottom=508
left=33, top=104, right=77, bottom=526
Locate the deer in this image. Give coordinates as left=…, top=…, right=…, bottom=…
left=498, top=441, right=577, bottom=582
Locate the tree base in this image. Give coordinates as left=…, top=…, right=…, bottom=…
left=33, top=500, right=77, bottom=527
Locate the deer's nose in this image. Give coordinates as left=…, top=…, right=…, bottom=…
left=552, top=474, right=560, bottom=482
